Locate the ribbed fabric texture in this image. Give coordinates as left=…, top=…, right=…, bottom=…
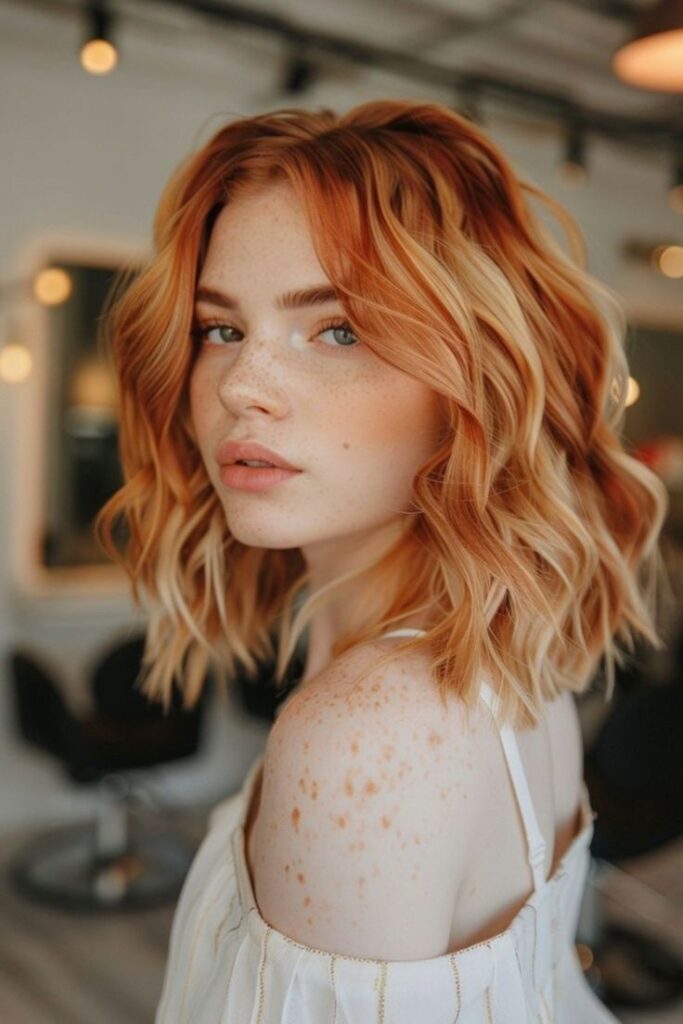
left=156, top=629, right=621, bottom=1023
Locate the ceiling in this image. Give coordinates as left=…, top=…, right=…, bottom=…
left=6, top=0, right=683, bottom=152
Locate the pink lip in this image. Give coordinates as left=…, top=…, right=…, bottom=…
left=215, top=438, right=301, bottom=472
left=218, top=463, right=302, bottom=492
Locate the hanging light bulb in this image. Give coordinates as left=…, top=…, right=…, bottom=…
left=558, top=122, right=587, bottom=185
left=80, top=1, right=118, bottom=75
left=612, top=0, right=683, bottom=92
left=657, top=244, right=683, bottom=277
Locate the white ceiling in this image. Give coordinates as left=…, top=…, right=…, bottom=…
left=6, top=0, right=682, bottom=128
left=130, top=0, right=682, bottom=116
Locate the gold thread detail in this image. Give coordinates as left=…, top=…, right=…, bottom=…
left=213, top=891, right=238, bottom=954
left=329, top=954, right=338, bottom=1024
left=485, top=983, right=494, bottom=1024
left=377, top=962, right=388, bottom=1024
left=254, top=924, right=271, bottom=1024
left=177, top=898, right=216, bottom=1021
left=450, top=954, right=462, bottom=1022
left=219, top=917, right=246, bottom=1017
left=245, top=892, right=506, bottom=965
left=485, top=942, right=495, bottom=1024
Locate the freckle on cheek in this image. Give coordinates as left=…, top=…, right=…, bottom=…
left=337, top=815, right=347, bottom=828
left=291, top=807, right=301, bottom=831
left=297, top=872, right=305, bottom=884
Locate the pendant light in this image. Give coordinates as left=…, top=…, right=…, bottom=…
left=612, top=0, right=683, bottom=91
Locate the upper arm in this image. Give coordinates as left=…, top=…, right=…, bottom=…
left=251, top=646, right=475, bottom=960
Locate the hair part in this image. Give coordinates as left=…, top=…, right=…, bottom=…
left=95, top=98, right=671, bottom=728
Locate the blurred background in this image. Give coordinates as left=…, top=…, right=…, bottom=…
left=1, top=1, right=682, bottom=1021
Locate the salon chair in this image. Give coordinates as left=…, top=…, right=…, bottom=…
left=233, top=643, right=305, bottom=722
left=7, top=634, right=211, bottom=912
left=578, top=628, right=683, bottom=1013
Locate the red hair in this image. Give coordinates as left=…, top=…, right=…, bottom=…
left=95, top=99, right=670, bottom=726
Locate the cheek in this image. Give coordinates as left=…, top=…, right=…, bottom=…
left=373, top=382, right=442, bottom=456
left=188, top=365, right=213, bottom=452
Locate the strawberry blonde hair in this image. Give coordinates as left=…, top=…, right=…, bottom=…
left=95, top=99, right=670, bottom=727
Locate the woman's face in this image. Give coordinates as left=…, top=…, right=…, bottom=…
left=189, top=180, right=443, bottom=558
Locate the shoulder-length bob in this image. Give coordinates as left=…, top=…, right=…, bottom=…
left=95, top=98, right=670, bottom=728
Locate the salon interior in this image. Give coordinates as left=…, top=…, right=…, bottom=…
left=1, top=1, right=682, bottom=1021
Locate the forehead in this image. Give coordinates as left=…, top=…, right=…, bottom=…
left=199, top=186, right=335, bottom=303
left=205, top=181, right=315, bottom=259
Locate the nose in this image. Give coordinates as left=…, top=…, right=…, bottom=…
left=215, top=335, right=290, bottom=418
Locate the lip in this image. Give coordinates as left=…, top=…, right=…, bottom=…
left=218, top=463, right=301, bottom=492
left=215, top=439, right=302, bottom=472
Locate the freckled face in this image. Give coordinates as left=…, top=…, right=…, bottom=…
left=189, top=181, right=443, bottom=551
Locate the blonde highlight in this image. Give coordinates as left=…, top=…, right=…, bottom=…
left=94, top=99, right=670, bottom=727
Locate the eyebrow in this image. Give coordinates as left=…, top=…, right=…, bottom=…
left=194, top=284, right=342, bottom=312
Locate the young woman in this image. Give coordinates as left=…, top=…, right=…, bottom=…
left=96, top=99, right=667, bottom=1023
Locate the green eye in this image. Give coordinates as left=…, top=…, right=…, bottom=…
left=318, top=321, right=360, bottom=348
left=194, top=323, right=242, bottom=345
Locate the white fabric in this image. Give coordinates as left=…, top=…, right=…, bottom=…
left=155, top=629, right=621, bottom=1023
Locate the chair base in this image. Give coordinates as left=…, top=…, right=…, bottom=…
left=8, top=819, right=196, bottom=913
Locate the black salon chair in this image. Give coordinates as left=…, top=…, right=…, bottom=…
left=7, top=634, right=211, bottom=912
left=579, top=628, right=683, bottom=1013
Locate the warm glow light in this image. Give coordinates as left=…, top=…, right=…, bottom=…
left=33, top=267, right=72, bottom=306
left=625, top=376, right=640, bottom=408
left=0, top=343, right=33, bottom=383
left=658, top=244, right=683, bottom=277
left=70, top=356, right=119, bottom=411
left=613, top=29, right=683, bottom=91
left=80, top=38, right=118, bottom=75
left=670, top=184, right=683, bottom=213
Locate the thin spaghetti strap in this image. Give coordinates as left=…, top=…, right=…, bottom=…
left=381, top=630, right=545, bottom=890
left=479, top=680, right=548, bottom=894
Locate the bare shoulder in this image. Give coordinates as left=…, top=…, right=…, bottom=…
left=251, top=639, right=486, bottom=960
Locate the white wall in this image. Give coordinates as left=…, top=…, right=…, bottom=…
left=0, top=1, right=680, bottom=830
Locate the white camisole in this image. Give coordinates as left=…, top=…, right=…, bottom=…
left=155, top=628, right=621, bottom=1023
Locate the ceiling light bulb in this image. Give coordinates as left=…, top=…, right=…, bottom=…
left=658, top=244, right=683, bottom=277
left=80, top=38, right=118, bottom=75
left=612, top=0, right=683, bottom=91
left=33, top=268, right=72, bottom=306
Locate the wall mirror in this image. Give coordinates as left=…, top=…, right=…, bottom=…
left=40, top=257, right=138, bottom=570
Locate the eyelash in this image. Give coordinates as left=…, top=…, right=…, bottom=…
left=191, top=318, right=360, bottom=351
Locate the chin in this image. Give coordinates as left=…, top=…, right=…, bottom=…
left=223, top=516, right=305, bottom=552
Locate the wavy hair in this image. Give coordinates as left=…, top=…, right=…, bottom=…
left=95, top=98, right=671, bottom=728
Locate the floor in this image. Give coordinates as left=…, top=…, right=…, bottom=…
left=0, top=803, right=681, bottom=1024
